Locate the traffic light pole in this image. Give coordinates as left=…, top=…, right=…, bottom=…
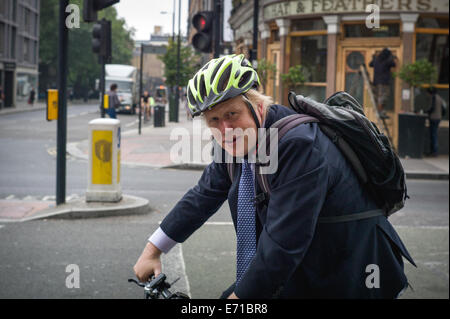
left=250, top=0, right=259, bottom=65
left=138, top=43, right=143, bottom=134
left=214, top=0, right=221, bottom=58
left=56, top=0, right=69, bottom=205
left=100, top=55, right=106, bottom=118
left=174, top=0, right=181, bottom=123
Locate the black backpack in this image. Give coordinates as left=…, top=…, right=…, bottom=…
left=227, top=91, right=408, bottom=218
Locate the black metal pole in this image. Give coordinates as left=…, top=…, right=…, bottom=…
left=100, top=55, right=106, bottom=118
left=250, top=0, right=258, bottom=65
left=139, top=43, right=144, bottom=134
left=56, top=0, right=69, bottom=205
left=174, top=0, right=181, bottom=123
left=172, top=0, right=175, bottom=43
left=213, top=0, right=221, bottom=58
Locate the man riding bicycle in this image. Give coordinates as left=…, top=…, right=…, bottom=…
left=134, top=54, right=415, bottom=299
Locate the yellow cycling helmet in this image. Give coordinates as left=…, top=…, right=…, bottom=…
left=186, top=54, right=260, bottom=117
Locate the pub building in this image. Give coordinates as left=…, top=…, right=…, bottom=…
left=229, top=0, right=449, bottom=155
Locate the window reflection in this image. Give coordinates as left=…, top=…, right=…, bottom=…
left=416, top=34, right=449, bottom=84
left=290, top=35, right=327, bottom=83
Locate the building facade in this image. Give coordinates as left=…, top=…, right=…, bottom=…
left=230, top=0, right=449, bottom=153
left=0, top=0, right=40, bottom=108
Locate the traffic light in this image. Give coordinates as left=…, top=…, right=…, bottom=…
left=83, top=0, right=120, bottom=22
left=192, top=11, right=214, bottom=53
left=92, top=19, right=111, bottom=62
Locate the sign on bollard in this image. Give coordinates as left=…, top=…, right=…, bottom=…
left=47, top=89, right=58, bottom=121
left=86, top=118, right=122, bottom=202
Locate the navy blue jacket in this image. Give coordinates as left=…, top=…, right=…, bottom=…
left=160, top=104, right=415, bottom=299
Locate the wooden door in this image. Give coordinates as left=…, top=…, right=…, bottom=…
left=266, top=42, right=281, bottom=104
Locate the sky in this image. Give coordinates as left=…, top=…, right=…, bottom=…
left=114, top=0, right=189, bottom=40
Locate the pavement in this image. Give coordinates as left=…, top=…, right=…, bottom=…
left=0, top=101, right=448, bottom=222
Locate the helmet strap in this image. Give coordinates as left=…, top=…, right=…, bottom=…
left=243, top=94, right=261, bottom=129
left=242, top=94, right=262, bottom=162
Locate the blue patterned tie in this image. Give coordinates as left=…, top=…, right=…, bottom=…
left=236, top=160, right=257, bottom=284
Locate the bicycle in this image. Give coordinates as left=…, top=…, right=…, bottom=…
left=128, top=273, right=190, bottom=299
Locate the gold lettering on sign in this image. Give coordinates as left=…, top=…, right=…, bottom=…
left=381, top=0, right=394, bottom=10
left=417, top=0, right=431, bottom=11
left=398, top=0, right=412, bottom=10
left=323, top=0, right=334, bottom=11
left=312, top=0, right=321, bottom=12
left=263, top=0, right=448, bottom=21
left=335, top=0, right=348, bottom=11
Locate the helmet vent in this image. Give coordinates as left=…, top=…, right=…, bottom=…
left=211, top=59, right=225, bottom=85
left=199, top=74, right=207, bottom=100
left=188, top=89, right=197, bottom=108
left=218, top=64, right=231, bottom=92
left=238, top=71, right=252, bottom=88
left=241, top=58, right=250, bottom=67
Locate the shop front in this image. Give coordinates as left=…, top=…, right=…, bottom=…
left=229, top=0, right=449, bottom=153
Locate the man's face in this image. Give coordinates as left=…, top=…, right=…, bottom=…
left=203, top=96, right=259, bottom=157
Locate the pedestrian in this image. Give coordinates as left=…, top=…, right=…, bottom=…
left=107, top=83, right=119, bottom=119
left=369, top=48, right=396, bottom=117
left=425, top=87, right=447, bottom=157
left=133, top=54, right=414, bottom=299
left=28, top=87, right=36, bottom=106
left=149, top=93, right=155, bottom=117
left=141, top=90, right=151, bottom=121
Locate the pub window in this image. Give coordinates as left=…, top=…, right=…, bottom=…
left=344, top=23, right=400, bottom=38
left=415, top=16, right=449, bottom=120
left=270, top=29, right=280, bottom=43
left=291, top=19, right=326, bottom=31
left=290, top=33, right=327, bottom=102
left=417, top=16, right=449, bottom=29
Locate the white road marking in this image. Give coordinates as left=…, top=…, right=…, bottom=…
left=125, top=119, right=138, bottom=128
left=179, top=245, right=192, bottom=298
left=0, top=225, right=4, bottom=229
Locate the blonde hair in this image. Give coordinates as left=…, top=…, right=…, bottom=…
left=242, top=89, right=274, bottom=117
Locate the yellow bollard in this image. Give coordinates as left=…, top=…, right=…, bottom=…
left=86, top=118, right=122, bottom=202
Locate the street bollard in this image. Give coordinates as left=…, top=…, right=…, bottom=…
left=86, top=118, right=122, bottom=202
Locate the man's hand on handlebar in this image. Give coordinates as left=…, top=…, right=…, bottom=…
left=133, top=242, right=162, bottom=282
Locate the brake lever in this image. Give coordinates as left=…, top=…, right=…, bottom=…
left=169, top=277, right=180, bottom=286
left=128, top=278, right=146, bottom=287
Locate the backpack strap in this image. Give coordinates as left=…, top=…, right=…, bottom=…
left=257, top=114, right=320, bottom=196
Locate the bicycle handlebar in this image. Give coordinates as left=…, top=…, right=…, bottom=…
left=128, top=273, right=190, bottom=299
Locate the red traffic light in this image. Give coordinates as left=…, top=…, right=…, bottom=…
left=193, top=12, right=213, bottom=32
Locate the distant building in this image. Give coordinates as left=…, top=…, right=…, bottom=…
left=132, top=26, right=187, bottom=95
left=0, top=0, right=40, bottom=108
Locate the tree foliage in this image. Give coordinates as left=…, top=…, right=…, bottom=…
left=158, top=39, right=201, bottom=88
left=281, top=65, right=307, bottom=89
left=395, top=59, right=438, bottom=88
left=256, top=59, right=277, bottom=93
left=39, top=0, right=135, bottom=97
